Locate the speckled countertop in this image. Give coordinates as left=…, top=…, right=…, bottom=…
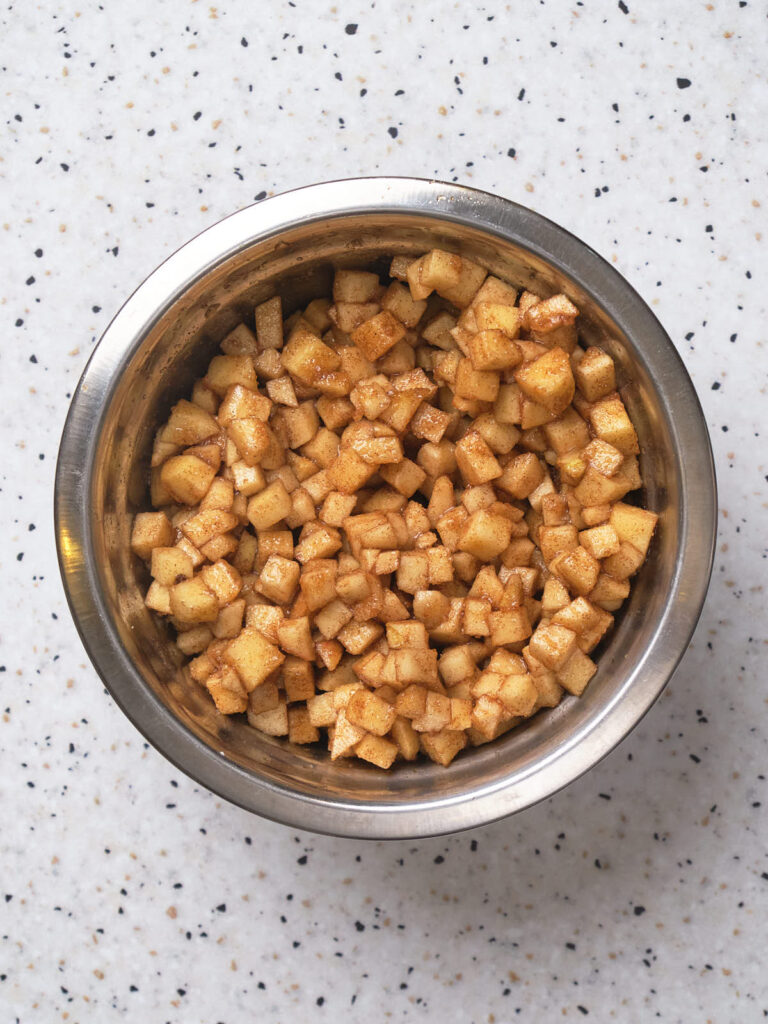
left=2, top=2, right=767, bottom=1021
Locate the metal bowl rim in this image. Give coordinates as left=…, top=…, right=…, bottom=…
left=55, top=176, right=717, bottom=839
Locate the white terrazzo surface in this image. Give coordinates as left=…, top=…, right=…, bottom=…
left=2, top=2, right=767, bottom=1021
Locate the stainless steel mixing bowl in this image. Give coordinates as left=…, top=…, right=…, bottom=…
left=55, top=177, right=716, bottom=839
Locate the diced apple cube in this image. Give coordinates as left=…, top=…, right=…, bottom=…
left=409, top=403, right=452, bottom=443
left=519, top=395, right=556, bottom=430
left=528, top=622, right=577, bottom=670
left=467, top=329, right=521, bottom=371
left=252, top=348, right=283, bottom=380
left=200, top=478, right=235, bottom=514
left=542, top=407, right=590, bottom=455
left=462, top=597, right=490, bottom=637
left=381, top=280, right=428, bottom=327
left=314, top=598, right=354, bottom=640
left=225, top=627, right=285, bottom=692
left=149, top=546, right=193, bottom=586
left=609, top=502, right=659, bottom=557
left=574, top=346, right=616, bottom=402
left=333, top=269, right=380, bottom=303
left=578, top=523, right=621, bottom=559
left=281, top=401, right=320, bottom=449
left=493, top=383, right=522, bottom=425
left=179, top=509, right=236, bottom=550
left=421, top=250, right=487, bottom=308
left=246, top=479, right=292, bottom=530
left=396, top=550, right=429, bottom=594
left=385, top=648, right=440, bottom=688
left=496, top=452, right=544, bottom=499
left=327, top=449, right=376, bottom=494
left=217, top=384, right=271, bottom=427
left=159, top=455, right=217, bottom=506
left=277, top=616, right=315, bottom=660
left=496, top=672, right=538, bottom=716
left=296, top=559, right=335, bottom=612
left=588, top=394, right=639, bottom=455
left=489, top=607, right=532, bottom=646
left=169, top=576, right=219, bottom=624
left=589, top=573, right=630, bottom=611
left=523, top=293, right=578, bottom=334
left=248, top=699, right=289, bottom=736
left=280, top=655, right=315, bottom=704
left=390, top=716, right=420, bottom=760
left=334, top=569, right=371, bottom=606
left=552, top=597, right=611, bottom=645
left=454, top=431, right=502, bottom=485
left=551, top=546, right=601, bottom=596
left=330, top=709, right=366, bottom=759
left=251, top=295, right=282, bottom=349
left=348, top=309, right=406, bottom=361
left=470, top=414, right=520, bottom=456
left=196, top=532, right=236, bottom=565
left=317, top=490, right=356, bottom=528
left=556, top=648, right=597, bottom=696
left=438, top=644, right=478, bottom=688
left=471, top=695, right=505, bottom=740
left=386, top=620, right=429, bottom=649
left=299, top=299, right=331, bottom=335
left=514, top=347, right=575, bottom=414
left=206, top=664, right=248, bottom=715
left=423, top=546, right=452, bottom=586
left=200, top=559, right=242, bottom=607
left=176, top=624, right=213, bottom=656
left=316, top=395, right=355, bottom=431
left=204, top=354, right=258, bottom=396
left=541, top=578, right=571, bottom=615
left=407, top=249, right=461, bottom=301
left=282, top=327, right=341, bottom=385
left=285, top=706, right=320, bottom=745
left=337, top=620, right=384, bottom=655
left=256, top=555, right=300, bottom=604
left=315, top=638, right=344, bottom=671
left=301, top=427, right=340, bottom=468
left=601, top=541, right=646, bottom=580
left=354, top=733, right=398, bottom=769
left=294, top=524, right=343, bottom=564
left=457, top=508, right=513, bottom=560
left=231, top=460, right=266, bottom=497
left=346, top=689, right=397, bottom=736
left=573, top=466, right=633, bottom=506
left=307, top=690, right=337, bottom=728
left=246, top=679, right=280, bottom=716
left=411, top=691, right=452, bottom=732
left=538, top=524, right=579, bottom=565
left=420, top=729, right=468, bottom=766
left=145, top=580, right=171, bottom=615
left=266, top=375, right=299, bottom=408
left=582, top=438, right=624, bottom=477
left=246, top=603, right=284, bottom=643
left=474, top=300, right=521, bottom=337
left=158, top=400, right=220, bottom=453
left=411, top=590, right=450, bottom=630
left=379, top=458, right=426, bottom=497
left=253, top=529, right=293, bottom=571
left=417, top=439, right=457, bottom=479
left=454, top=357, right=500, bottom=403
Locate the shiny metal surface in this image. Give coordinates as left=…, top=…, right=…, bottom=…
left=55, top=177, right=717, bottom=839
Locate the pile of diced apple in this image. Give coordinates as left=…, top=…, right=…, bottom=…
left=130, top=249, right=657, bottom=769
